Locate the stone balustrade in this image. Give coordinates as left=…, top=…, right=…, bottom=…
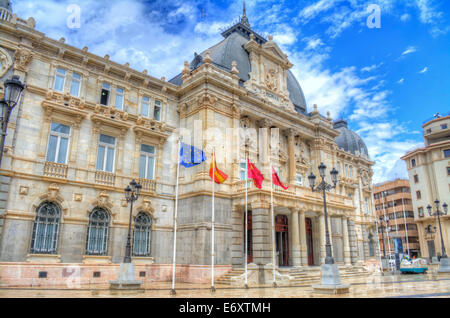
left=138, top=178, right=156, bottom=192
left=95, top=171, right=116, bottom=187
left=43, top=162, right=68, bottom=179
left=0, top=8, right=11, bottom=21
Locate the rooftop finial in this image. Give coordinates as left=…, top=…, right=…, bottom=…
left=240, top=1, right=250, bottom=28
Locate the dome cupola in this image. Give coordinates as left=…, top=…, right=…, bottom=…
left=333, top=120, right=369, bottom=158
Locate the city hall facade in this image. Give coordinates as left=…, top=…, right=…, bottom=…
left=0, top=2, right=379, bottom=286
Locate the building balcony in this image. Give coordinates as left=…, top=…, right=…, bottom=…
left=95, top=171, right=116, bottom=187
left=43, top=162, right=68, bottom=180
left=0, top=8, right=11, bottom=21
left=138, top=178, right=156, bottom=193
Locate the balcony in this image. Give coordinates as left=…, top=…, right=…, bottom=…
left=95, top=171, right=115, bottom=187
left=138, top=178, right=156, bottom=193
left=43, top=162, right=68, bottom=179
left=233, top=180, right=295, bottom=195
left=0, top=8, right=11, bottom=21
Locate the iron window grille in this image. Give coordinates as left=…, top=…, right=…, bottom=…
left=30, top=202, right=61, bottom=254
left=132, top=212, right=152, bottom=257
left=85, top=208, right=110, bottom=255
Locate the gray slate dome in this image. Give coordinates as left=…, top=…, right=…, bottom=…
left=169, top=13, right=308, bottom=114
left=333, top=120, right=369, bottom=158
left=0, top=0, right=12, bottom=10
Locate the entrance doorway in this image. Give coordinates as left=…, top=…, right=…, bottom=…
left=243, top=210, right=253, bottom=264
left=306, top=217, right=314, bottom=266
left=275, top=215, right=289, bottom=267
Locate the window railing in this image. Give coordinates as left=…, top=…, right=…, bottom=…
left=95, top=171, right=115, bottom=186
left=43, top=162, right=68, bottom=179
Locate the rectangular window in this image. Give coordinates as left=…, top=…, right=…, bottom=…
left=441, top=124, right=448, bottom=129
left=70, top=72, right=81, bottom=97
left=418, top=207, right=424, bottom=217
left=411, top=158, right=416, bottom=167
left=296, top=173, right=303, bottom=186
left=96, top=134, right=116, bottom=172
left=349, top=166, right=353, bottom=178
left=100, top=83, right=111, bottom=106
left=414, top=174, right=419, bottom=183
left=444, top=149, right=450, bottom=158
left=53, top=68, right=66, bottom=92
left=240, top=162, right=247, bottom=180
left=141, top=96, right=150, bottom=117
left=365, top=197, right=370, bottom=214
left=154, top=100, right=162, bottom=121
left=416, top=191, right=421, bottom=200
left=139, top=144, right=155, bottom=180
left=447, top=167, right=450, bottom=175
left=46, top=122, right=71, bottom=164
left=115, top=87, right=124, bottom=110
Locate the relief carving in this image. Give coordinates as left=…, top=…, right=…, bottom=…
left=265, top=69, right=278, bottom=91
left=13, top=48, right=33, bottom=72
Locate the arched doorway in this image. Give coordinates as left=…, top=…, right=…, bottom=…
left=275, top=215, right=289, bottom=267
left=243, top=210, right=253, bottom=264
left=305, top=217, right=314, bottom=266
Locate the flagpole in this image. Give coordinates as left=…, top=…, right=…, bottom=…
left=270, top=164, right=276, bottom=287
left=375, top=217, right=384, bottom=272
left=211, top=148, right=216, bottom=292
left=170, top=138, right=181, bottom=295
left=244, top=154, right=248, bottom=289
left=402, top=197, right=410, bottom=258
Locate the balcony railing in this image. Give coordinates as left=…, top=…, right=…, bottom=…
left=0, top=8, right=11, bottom=21
left=43, top=162, right=68, bottom=179
left=95, top=171, right=115, bottom=187
left=234, top=179, right=295, bottom=195
left=138, top=178, right=156, bottom=192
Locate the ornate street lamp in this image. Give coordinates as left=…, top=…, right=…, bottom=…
left=308, top=163, right=338, bottom=264
left=0, top=75, right=25, bottom=166
left=426, top=200, right=448, bottom=259
left=309, top=162, right=349, bottom=293
left=109, top=179, right=143, bottom=290
left=378, top=216, right=390, bottom=259
left=124, top=179, right=142, bottom=263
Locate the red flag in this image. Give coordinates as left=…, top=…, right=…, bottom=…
left=247, top=159, right=264, bottom=189
left=272, top=167, right=289, bottom=190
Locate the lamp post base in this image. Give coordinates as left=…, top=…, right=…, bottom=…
left=312, top=264, right=350, bottom=294
left=437, top=257, right=450, bottom=274
left=109, top=263, right=143, bottom=290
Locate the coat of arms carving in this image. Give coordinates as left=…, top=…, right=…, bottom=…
left=265, top=69, right=278, bottom=91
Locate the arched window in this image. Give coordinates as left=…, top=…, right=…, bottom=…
left=86, top=208, right=110, bottom=255
left=133, top=212, right=152, bottom=257
left=30, top=202, right=61, bottom=254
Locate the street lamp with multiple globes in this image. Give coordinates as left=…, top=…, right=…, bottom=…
left=308, top=162, right=339, bottom=264
left=426, top=200, right=448, bottom=260
left=124, top=179, right=142, bottom=263
left=0, top=75, right=25, bottom=166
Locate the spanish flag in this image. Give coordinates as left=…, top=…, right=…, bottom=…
left=209, top=154, right=228, bottom=184
left=247, top=159, right=264, bottom=189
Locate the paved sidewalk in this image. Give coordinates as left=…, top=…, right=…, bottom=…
left=1, top=273, right=449, bottom=298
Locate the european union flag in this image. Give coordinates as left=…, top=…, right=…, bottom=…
left=180, top=142, right=206, bottom=168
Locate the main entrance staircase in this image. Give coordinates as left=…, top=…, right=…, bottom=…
left=215, top=265, right=372, bottom=286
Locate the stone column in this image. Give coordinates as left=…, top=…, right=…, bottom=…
left=252, top=203, right=271, bottom=265
left=299, top=210, right=308, bottom=266
left=287, top=128, right=296, bottom=184
left=290, top=209, right=301, bottom=266
left=231, top=205, right=244, bottom=268
left=319, top=214, right=326, bottom=264
left=342, top=217, right=351, bottom=265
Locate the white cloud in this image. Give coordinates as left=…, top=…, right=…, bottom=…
left=397, top=78, right=404, bottom=84
left=401, top=46, right=418, bottom=56
left=419, top=67, right=428, bottom=73
left=400, top=13, right=411, bottom=22
left=361, top=63, right=383, bottom=72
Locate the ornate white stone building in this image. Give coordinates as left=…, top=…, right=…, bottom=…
left=0, top=2, right=378, bottom=286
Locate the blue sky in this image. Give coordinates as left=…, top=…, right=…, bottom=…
left=12, top=0, right=450, bottom=182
